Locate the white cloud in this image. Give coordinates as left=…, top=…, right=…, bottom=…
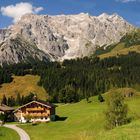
left=0, top=2, right=44, bottom=23
left=116, top=0, right=139, bottom=3
left=34, top=7, right=44, bottom=13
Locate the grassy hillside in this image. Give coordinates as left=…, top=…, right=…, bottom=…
left=0, top=75, right=47, bottom=100
left=96, top=29, right=140, bottom=59
left=0, top=127, right=20, bottom=140
left=19, top=88, right=140, bottom=140
left=99, top=44, right=140, bottom=59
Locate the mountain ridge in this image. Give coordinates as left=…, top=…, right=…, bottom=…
left=0, top=13, right=135, bottom=65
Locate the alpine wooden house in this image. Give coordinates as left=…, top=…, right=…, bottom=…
left=14, top=100, right=56, bottom=123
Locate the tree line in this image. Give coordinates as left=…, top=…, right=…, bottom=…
left=39, top=52, right=140, bottom=103
left=1, top=93, right=36, bottom=106
left=0, top=52, right=140, bottom=103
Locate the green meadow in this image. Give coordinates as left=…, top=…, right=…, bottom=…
left=0, top=127, right=20, bottom=140
left=99, top=44, right=140, bottom=59
left=18, top=88, right=140, bottom=140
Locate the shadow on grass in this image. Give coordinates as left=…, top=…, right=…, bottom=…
left=55, top=115, right=67, bottom=121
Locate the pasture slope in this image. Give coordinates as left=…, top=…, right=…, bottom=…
left=0, top=127, right=20, bottom=140
left=0, top=75, right=47, bottom=100
left=19, top=88, right=140, bottom=140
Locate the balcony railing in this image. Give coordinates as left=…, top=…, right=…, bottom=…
left=23, top=113, right=50, bottom=117
left=26, top=107, right=44, bottom=111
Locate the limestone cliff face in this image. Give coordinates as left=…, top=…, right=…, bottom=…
left=0, top=13, right=135, bottom=64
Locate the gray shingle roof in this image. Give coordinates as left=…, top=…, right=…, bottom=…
left=0, top=104, right=14, bottom=111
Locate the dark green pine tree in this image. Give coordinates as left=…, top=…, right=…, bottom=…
left=16, top=93, right=21, bottom=106
left=1, top=94, right=7, bottom=105
left=7, top=96, right=16, bottom=107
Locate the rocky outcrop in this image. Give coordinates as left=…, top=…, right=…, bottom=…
left=0, top=13, right=135, bottom=64
left=0, top=36, right=51, bottom=65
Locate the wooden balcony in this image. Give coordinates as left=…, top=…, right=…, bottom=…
left=23, top=113, right=50, bottom=117
left=26, top=107, right=44, bottom=111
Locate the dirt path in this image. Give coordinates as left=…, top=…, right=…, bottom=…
left=4, top=124, right=30, bottom=140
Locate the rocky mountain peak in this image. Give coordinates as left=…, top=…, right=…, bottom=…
left=0, top=13, right=135, bottom=64
left=98, top=13, right=109, bottom=18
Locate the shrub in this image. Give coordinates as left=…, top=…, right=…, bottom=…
left=105, top=91, right=130, bottom=129
left=98, top=94, right=104, bottom=102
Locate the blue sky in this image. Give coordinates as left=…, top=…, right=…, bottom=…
left=0, top=0, right=140, bottom=28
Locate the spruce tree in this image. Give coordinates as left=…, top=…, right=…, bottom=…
left=7, top=96, right=16, bottom=107
left=16, top=93, right=22, bottom=106
left=1, top=95, right=7, bottom=105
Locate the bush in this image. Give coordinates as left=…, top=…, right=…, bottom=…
left=105, top=91, right=130, bottom=129
left=98, top=94, right=104, bottom=102
left=0, top=113, right=6, bottom=123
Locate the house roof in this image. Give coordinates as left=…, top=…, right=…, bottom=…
left=14, top=100, right=56, bottom=112
left=0, top=104, right=14, bottom=111
left=37, top=100, right=56, bottom=107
